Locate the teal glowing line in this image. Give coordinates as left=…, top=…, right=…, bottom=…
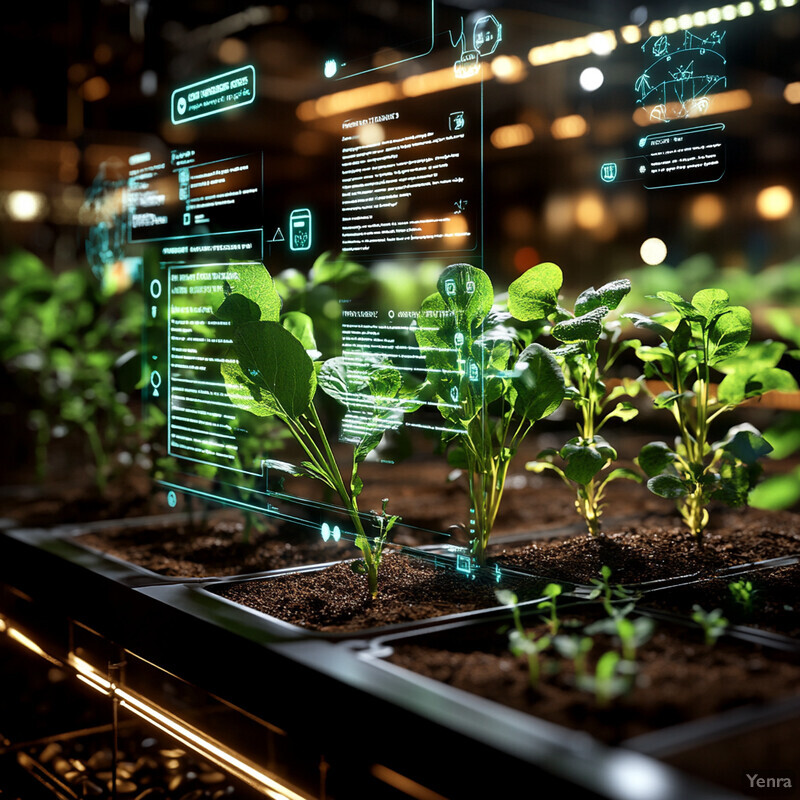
left=171, top=65, right=256, bottom=125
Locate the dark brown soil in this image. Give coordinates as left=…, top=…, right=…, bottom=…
left=386, top=612, right=800, bottom=745
left=76, top=512, right=355, bottom=577
left=213, top=553, right=532, bottom=632
left=643, top=563, right=800, bottom=639
left=492, top=508, right=800, bottom=585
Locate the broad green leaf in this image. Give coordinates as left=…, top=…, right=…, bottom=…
left=691, top=288, right=729, bottom=320
left=763, top=413, right=800, bottom=460
left=509, top=343, right=565, bottom=421
left=624, top=312, right=674, bottom=339
left=592, top=435, right=617, bottom=461
left=225, top=264, right=282, bottom=321
left=229, top=320, right=316, bottom=419
left=708, top=306, right=751, bottom=364
left=715, top=340, right=786, bottom=376
left=653, top=390, right=692, bottom=409
left=560, top=440, right=606, bottom=485
left=655, top=291, right=704, bottom=322
left=716, top=425, right=772, bottom=465
left=575, top=279, right=631, bottom=315
left=367, top=367, right=402, bottom=401
left=638, top=442, right=676, bottom=477
left=603, top=401, right=638, bottom=423
left=354, top=430, right=384, bottom=463
left=281, top=311, right=318, bottom=355
left=603, top=468, right=642, bottom=484
left=749, top=468, right=800, bottom=510
left=437, top=263, right=493, bottom=325
left=318, top=357, right=367, bottom=407
left=552, top=306, right=608, bottom=343
left=221, top=361, right=279, bottom=417
left=647, top=474, right=689, bottom=498
left=216, top=293, right=261, bottom=324
left=718, top=366, right=797, bottom=404
left=508, top=262, right=563, bottom=321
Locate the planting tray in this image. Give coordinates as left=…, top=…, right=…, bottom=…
left=359, top=602, right=800, bottom=795
left=183, top=553, right=586, bottom=641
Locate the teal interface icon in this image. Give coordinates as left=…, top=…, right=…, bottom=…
left=289, top=208, right=312, bottom=251
left=601, top=162, right=618, bottom=183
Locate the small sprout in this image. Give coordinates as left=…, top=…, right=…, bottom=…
left=351, top=498, right=401, bottom=599
left=614, top=615, right=655, bottom=661
left=496, top=589, right=551, bottom=688
left=576, top=651, right=635, bottom=708
left=553, top=634, right=593, bottom=679
left=728, top=579, right=757, bottom=616
left=536, top=583, right=563, bottom=635
left=692, top=605, right=729, bottom=645
left=588, top=565, right=639, bottom=616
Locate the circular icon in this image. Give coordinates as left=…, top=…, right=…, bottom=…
left=150, top=370, right=162, bottom=390
left=149, top=278, right=162, bottom=299
left=167, top=490, right=177, bottom=508
left=388, top=309, right=395, bottom=319
left=177, top=97, right=187, bottom=116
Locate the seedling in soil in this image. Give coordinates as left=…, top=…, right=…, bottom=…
left=416, top=263, right=565, bottom=565
left=691, top=605, right=729, bottom=645
left=587, top=565, right=639, bottom=616
left=522, top=272, right=642, bottom=537
left=351, top=499, right=400, bottom=599
left=576, top=651, right=635, bottom=708
left=553, top=634, right=593, bottom=680
left=728, top=579, right=757, bottom=616
left=536, top=583, right=563, bottom=635
left=585, top=601, right=655, bottom=661
left=628, top=289, right=796, bottom=545
left=497, top=589, right=552, bottom=688
left=216, top=264, right=418, bottom=598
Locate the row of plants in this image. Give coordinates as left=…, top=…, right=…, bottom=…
left=213, top=258, right=799, bottom=597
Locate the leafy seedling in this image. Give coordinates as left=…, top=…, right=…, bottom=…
left=523, top=274, right=642, bottom=537
left=728, top=579, right=757, bottom=616
left=691, top=605, right=729, bottom=645
left=351, top=498, right=400, bottom=597
left=497, top=589, right=551, bottom=688
left=536, top=583, right=563, bottom=636
left=587, top=565, right=639, bottom=616
left=576, top=651, right=635, bottom=708
left=629, top=289, right=797, bottom=544
left=217, top=264, right=417, bottom=598
left=416, top=263, right=565, bottom=564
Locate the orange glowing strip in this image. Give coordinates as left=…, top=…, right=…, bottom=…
left=633, top=89, right=752, bottom=126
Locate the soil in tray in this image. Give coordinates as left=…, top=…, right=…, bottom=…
left=491, top=507, right=800, bottom=585
left=75, top=512, right=356, bottom=577
left=212, top=553, right=538, bottom=632
left=386, top=611, right=800, bottom=745
left=643, top=563, right=800, bottom=639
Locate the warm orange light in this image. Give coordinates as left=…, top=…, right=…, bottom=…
left=756, top=185, right=793, bottom=220
left=94, top=44, right=113, bottom=64
left=513, top=246, right=540, bottom=273
left=490, top=123, right=534, bottom=149
left=551, top=114, right=588, bottom=139
left=218, top=38, right=248, bottom=64
left=620, top=25, right=642, bottom=44
left=691, top=193, right=725, bottom=228
left=575, top=192, right=605, bottom=230
left=491, top=55, right=526, bottom=83
left=81, top=76, right=110, bottom=102
left=784, top=82, right=800, bottom=104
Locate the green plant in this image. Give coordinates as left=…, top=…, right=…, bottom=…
left=728, top=579, right=757, bottom=615
left=553, top=633, right=593, bottom=680
left=691, top=605, right=729, bottom=645
left=523, top=275, right=643, bottom=537
left=350, top=498, right=400, bottom=595
left=0, top=250, right=145, bottom=488
left=216, top=265, right=416, bottom=598
left=587, top=565, right=639, bottom=616
left=629, top=289, right=797, bottom=544
left=585, top=603, right=654, bottom=662
left=496, top=589, right=551, bottom=688
left=576, top=651, right=634, bottom=707
left=536, top=583, right=563, bottom=635
left=415, top=263, right=565, bottom=565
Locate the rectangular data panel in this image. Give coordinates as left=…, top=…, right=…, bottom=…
left=129, top=151, right=263, bottom=244
left=167, top=265, right=266, bottom=476
left=171, top=65, right=256, bottom=124
left=339, top=86, right=481, bottom=259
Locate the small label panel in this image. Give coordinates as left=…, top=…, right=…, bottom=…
left=171, top=65, right=256, bottom=125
